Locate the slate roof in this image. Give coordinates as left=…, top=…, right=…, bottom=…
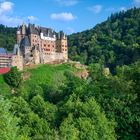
left=28, top=24, right=39, bottom=35
left=40, top=27, right=56, bottom=37
left=13, top=44, right=20, bottom=55
left=20, top=36, right=31, bottom=47
left=20, top=24, right=66, bottom=39
left=0, top=48, right=13, bottom=58
left=56, top=31, right=66, bottom=39
left=0, top=48, right=7, bottom=54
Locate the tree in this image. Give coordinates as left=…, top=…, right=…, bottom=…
left=68, top=8, right=140, bottom=72
left=0, top=96, right=20, bottom=140
left=59, top=94, right=116, bottom=140
left=30, top=95, right=58, bottom=126
left=86, top=63, right=140, bottom=139
left=4, top=67, right=22, bottom=88
left=20, top=111, right=53, bottom=139
left=0, top=24, right=16, bottom=51
left=60, top=114, right=79, bottom=140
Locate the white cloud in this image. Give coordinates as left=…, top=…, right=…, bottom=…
left=28, top=16, right=38, bottom=22
left=0, top=1, right=13, bottom=14
left=0, top=15, right=23, bottom=26
left=105, top=7, right=115, bottom=12
left=0, top=1, right=21, bottom=26
left=88, top=5, right=103, bottom=14
left=119, top=7, right=127, bottom=11
left=134, top=0, right=140, bottom=3
left=1, top=1, right=13, bottom=11
left=134, top=0, right=140, bottom=6
left=56, top=0, right=78, bottom=6
left=50, top=12, right=76, bottom=21
left=0, top=1, right=38, bottom=26
left=105, top=6, right=127, bottom=13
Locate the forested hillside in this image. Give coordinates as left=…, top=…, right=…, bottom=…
left=68, top=7, right=140, bottom=72
left=0, top=7, right=140, bottom=140
left=0, top=62, right=140, bottom=140
left=0, top=24, right=16, bottom=51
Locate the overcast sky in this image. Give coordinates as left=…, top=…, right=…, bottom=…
left=0, top=0, right=139, bottom=34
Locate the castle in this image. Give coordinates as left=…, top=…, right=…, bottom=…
left=10, top=23, right=68, bottom=70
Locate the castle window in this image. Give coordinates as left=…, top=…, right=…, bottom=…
left=48, top=45, right=50, bottom=47
left=44, top=44, right=46, bottom=47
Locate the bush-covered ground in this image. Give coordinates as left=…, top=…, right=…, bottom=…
left=0, top=63, right=76, bottom=95
left=0, top=61, right=140, bottom=140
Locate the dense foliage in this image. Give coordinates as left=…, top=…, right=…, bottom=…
left=68, top=8, right=140, bottom=72
left=0, top=7, right=140, bottom=140
left=0, top=62, right=140, bottom=139
left=4, top=67, right=22, bottom=88
left=0, top=24, right=16, bottom=51
left=0, top=97, right=20, bottom=140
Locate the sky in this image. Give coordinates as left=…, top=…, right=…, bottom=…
left=0, top=0, right=140, bottom=34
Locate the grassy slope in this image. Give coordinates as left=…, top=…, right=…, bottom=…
left=0, top=63, right=76, bottom=97
left=23, top=63, right=75, bottom=88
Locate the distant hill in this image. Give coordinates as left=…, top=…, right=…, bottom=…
left=68, top=7, right=140, bottom=71
left=0, top=24, right=16, bottom=51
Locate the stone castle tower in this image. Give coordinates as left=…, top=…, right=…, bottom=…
left=12, top=23, right=68, bottom=70
left=12, top=44, right=23, bottom=70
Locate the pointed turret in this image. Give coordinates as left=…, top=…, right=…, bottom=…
left=21, top=23, right=26, bottom=36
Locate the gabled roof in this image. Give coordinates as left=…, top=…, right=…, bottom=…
left=40, top=27, right=56, bottom=37
left=28, top=24, right=39, bottom=35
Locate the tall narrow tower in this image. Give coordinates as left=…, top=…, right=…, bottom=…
left=16, top=27, right=21, bottom=44
left=56, top=31, right=68, bottom=61
left=21, top=23, right=26, bottom=37
left=16, top=23, right=26, bottom=44
left=12, top=44, right=23, bottom=70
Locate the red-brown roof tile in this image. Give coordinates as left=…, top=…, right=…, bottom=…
left=0, top=68, right=10, bottom=74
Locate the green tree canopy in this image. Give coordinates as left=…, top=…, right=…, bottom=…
left=0, top=97, right=20, bottom=140
left=4, top=67, right=22, bottom=88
